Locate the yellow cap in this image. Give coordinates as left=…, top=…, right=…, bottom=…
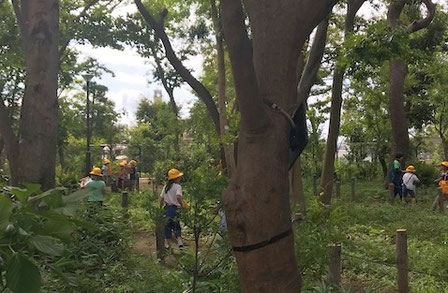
left=405, top=165, right=416, bottom=173
left=130, top=160, right=137, bottom=166
left=439, top=161, right=448, bottom=168
left=103, top=159, right=111, bottom=165
left=120, top=160, right=127, bottom=167
left=168, top=168, right=184, bottom=180
left=89, top=167, right=103, bottom=177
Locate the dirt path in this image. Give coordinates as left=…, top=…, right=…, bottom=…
left=132, top=231, right=157, bottom=257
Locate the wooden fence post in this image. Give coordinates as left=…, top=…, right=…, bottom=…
left=328, top=244, right=341, bottom=287
left=396, top=229, right=409, bottom=293
left=313, top=175, right=318, bottom=196
left=389, top=183, right=395, bottom=202
left=121, top=191, right=129, bottom=208
left=351, top=177, right=356, bottom=201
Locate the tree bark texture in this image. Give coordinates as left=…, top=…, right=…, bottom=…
left=210, top=0, right=236, bottom=176
left=319, top=0, right=366, bottom=205
left=289, top=157, right=306, bottom=213
left=2, top=0, right=59, bottom=190
left=386, top=0, right=436, bottom=165
left=135, top=0, right=221, bottom=135
left=221, top=0, right=336, bottom=292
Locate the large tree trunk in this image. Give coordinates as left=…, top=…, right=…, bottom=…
left=289, top=157, right=306, bottom=213
left=388, top=59, right=409, bottom=164
left=320, top=0, right=366, bottom=205
left=386, top=0, right=436, bottom=166
left=221, top=0, right=335, bottom=292
left=1, top=0, right=59, bottom=190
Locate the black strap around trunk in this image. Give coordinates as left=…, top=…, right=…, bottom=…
left=232, top=228, right=293, bottom=252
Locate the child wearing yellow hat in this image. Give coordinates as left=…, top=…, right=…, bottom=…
left=159, top=168, right=186, bottom=248
left=82, top=167, right=106, bottom=206
left=433, top=162, right=448, bottom=211
left=402, top=165, right=420, bottom=205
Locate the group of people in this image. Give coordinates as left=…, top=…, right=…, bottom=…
left=80, top=158, right=139, bottom=205
left=101, top=159, right=138, bottom=191
left=80, top=161, right=187, bottom=248
left=389, top=153, right=448, bottom=208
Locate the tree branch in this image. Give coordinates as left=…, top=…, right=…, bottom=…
left=295, top=16, right=330, bottom=111
left=134, top=0, right=221, bottom=134
left=407, top=0, right=436, bottom=33
left=220, top=0, right=267, bottom=132
left=59, top=0, right=102, bottom=60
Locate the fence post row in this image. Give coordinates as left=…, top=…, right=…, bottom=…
left=396, top=229, right=409, bottom=293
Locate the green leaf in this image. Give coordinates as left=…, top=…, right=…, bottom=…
left=7, top=187, right=30, bottom=202
left=0, top=196, right=13, bottom=230
left=22, top=183, right=41, bottom=195
left=28, top=187, right=66, bottom=206
left=6, top=253, right=41, bottom=293
left=29, top=235, right=64, bottom=256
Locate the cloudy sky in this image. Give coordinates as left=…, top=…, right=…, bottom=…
left=73, top=0, right=447, bottom=126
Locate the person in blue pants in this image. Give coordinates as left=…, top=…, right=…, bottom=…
left=159, top=168, right=186, bottom=248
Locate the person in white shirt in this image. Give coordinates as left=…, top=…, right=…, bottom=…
left=159, top=168, right=185, bottom=248
left=402, top=165, right=420, bottom=205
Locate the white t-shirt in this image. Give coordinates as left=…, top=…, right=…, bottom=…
left=402, top=173, right=419, bottom=191
left=160, top=183, right=182, bottom=207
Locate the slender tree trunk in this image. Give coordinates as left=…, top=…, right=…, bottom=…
left=221, top=0, right=335, bottom=291
left=320, top=0, right=366, bottom=205
left=442, top=139, right=448, bottom=160
left=379, top=154, right=388, bottom=178
left=210, top=0, right=236, bottom=176
left=58, top=144, right=66, bottom=171
left=4, top=0, right=59, bottom=190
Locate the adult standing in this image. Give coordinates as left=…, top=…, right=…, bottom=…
left=159, top=168, right=185, bottom=248
left=389, top=153, right=404, bottom=201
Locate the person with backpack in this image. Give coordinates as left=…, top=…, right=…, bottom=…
left=432, top=161, right=448, bottom=211
left=402, top=165, right=420, bottom=205
left=388, top=153, right=404, bottom=200
left=159, top=168, right=186, bottom=248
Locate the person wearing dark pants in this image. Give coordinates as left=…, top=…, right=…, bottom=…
left=159, top=168, right=186, bottom=248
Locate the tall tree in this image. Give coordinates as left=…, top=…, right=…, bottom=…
left=387, top=0, right=436, bottom=165
left=320, top=0, right=366, bottom=205
left=0, top=0, right=60, bottom=189
left=221, top=0, right=336, bottom=291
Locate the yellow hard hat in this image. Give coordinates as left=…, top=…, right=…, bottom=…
left=439, top=161, right=448, bottom=168
left=405, top=165, right=416, bottom=173
left=120, top=160, right=127, bottom=167
left=89, top=167, right=103, bottom=177
left=103, top=159, right=111, bottom=165
left=168, top=168, right=184, bottom=180
left=130, top=160, right=137, bottom=166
